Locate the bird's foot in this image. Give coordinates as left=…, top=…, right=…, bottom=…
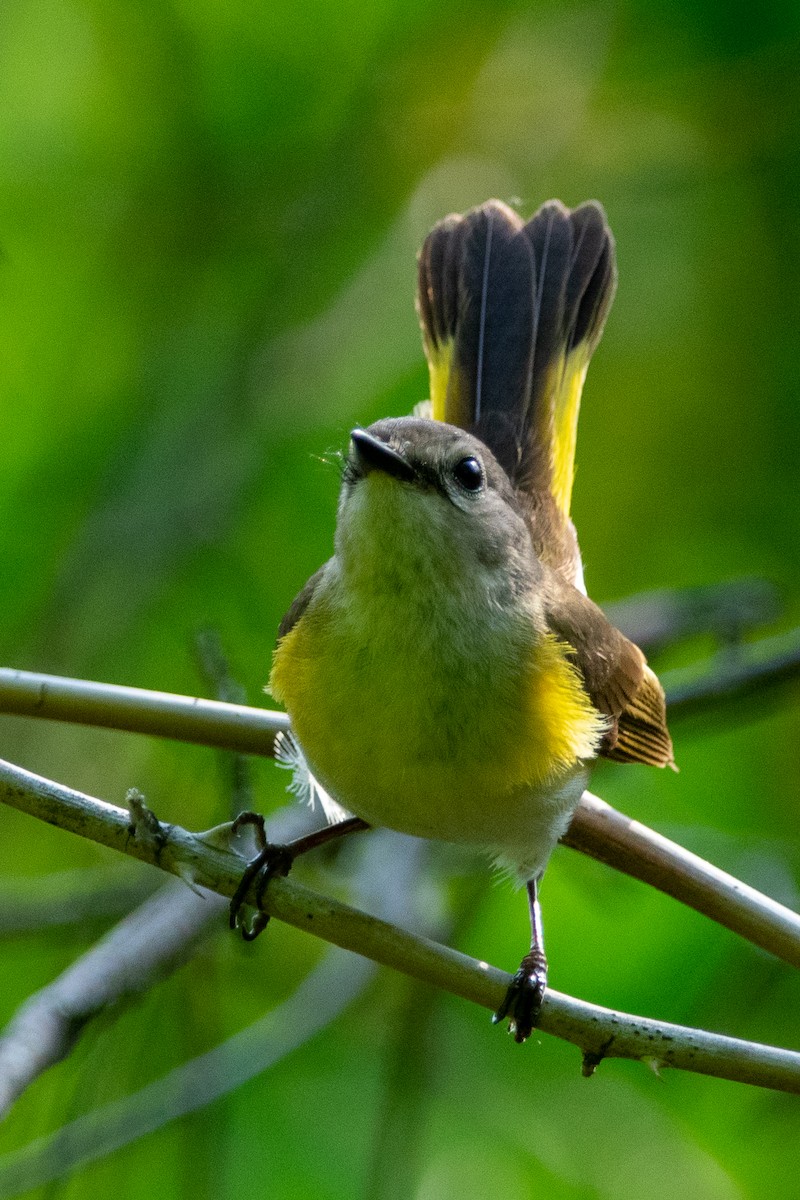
left=229, top=811, right=294, bottom=941
left=492, top=948, right=548, bottom=1043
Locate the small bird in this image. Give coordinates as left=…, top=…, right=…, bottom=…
left=240, top=198, right=675, bottom=1041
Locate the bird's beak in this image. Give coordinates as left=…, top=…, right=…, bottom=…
left=350, top=429, right=416, bottom=483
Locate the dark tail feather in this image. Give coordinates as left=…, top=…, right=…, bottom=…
left=417, top=198, right=616, bottom=515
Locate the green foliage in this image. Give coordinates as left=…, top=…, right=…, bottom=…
left=1, top=0, right=799, bottom=1196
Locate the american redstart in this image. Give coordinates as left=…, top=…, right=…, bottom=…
left=234, top=198, right=675, bottom=1042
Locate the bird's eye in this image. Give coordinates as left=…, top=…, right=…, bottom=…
left=452, top=456, right=484, bottom=492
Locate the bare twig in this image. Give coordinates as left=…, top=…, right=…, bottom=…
left=2, top=630, right=799, bottom=770
left=605, top=578, right=781, bottom=653
left=0, top=668, right=288, bottom=754
left=0, top=949, right=375, bottom=1198
left=0, top=882, right=224, bottom=1117
left=0, top=800, right=320, bottom=1113
left=1, top=669, right=798, bottom=960
left=2, top=757, right=800, bottom=1092
left=565, top=794, right=800, bottom=969
left=662, top=627, right=800, bottom=718
left=0, top=640, right=309, bottom=1113
left=0, top=836, right=426, bottom=1195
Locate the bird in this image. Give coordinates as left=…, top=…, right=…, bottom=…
left=233, top=197, right=675, bottom=1042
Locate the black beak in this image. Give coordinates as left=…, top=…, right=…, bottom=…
left=350, top=428, right=415, bottom=483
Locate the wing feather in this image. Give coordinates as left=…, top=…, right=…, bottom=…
left=542, top=575, right=675, bottom=769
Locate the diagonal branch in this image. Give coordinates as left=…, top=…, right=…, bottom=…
left=0, top=949, right=376, bottom=1198
left=1, top=669, right=799, bottom=964
left=563, top=793, right=800, bottom=969
left=0, top=837, right=427, bottom=1193
left=1, top=757, right=800, bottom=1092
left=662, top=627, right=800, bottom=717
left=0, top=668, right=288, bottom=754
left=0, top=881, right=225, bottom=1117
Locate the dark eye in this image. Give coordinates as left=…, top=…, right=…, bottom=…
left=452, top=456, right=484, bottom=492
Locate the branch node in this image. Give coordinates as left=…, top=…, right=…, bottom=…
left=195, top=821, right=241, bottom=853
left=581, top=1036, right=615, bottom=1077
left=125, top=789, right=168, bottom=863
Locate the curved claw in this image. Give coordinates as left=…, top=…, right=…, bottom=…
left=229, top=812, right=294, bottom=940
left=492, top=949, right=548, bottom=1043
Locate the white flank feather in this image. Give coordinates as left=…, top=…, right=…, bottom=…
left=274, top=731, right=351, bottom=825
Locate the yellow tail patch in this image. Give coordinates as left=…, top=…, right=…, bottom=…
left=544, top=346, right=591, bottom=518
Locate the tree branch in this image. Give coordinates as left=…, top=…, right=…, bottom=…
left=0, top=881, right=225, bottom=1117
left=2, top=668, right=799, bottom=964
left=0, top=668, right=288, bottom=754
left=662, top=627, right=800, bottom=718
left=604, top=577, right=781, bottom=654
left=0, top=949, right=376, bottom=1197
left=2, top=757, right=800, bottom=1092
left=563, top=793, right=800, bottom=970
left=0, top=838, right=427, bottom=1193
left=3, top=627, right=799, bottom=765
left=0, top=805, right=396, bottom=1114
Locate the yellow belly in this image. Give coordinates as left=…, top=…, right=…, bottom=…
left=269, top=580, right=605, bottom=857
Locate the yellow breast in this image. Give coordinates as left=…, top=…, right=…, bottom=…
left=269, top=578, right=605, bottom=850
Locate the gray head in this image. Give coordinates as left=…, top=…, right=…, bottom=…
left=336, top=416, right=539, bottom=598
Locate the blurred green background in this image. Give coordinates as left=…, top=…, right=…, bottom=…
left=1, top=0, right=799, bottom=1196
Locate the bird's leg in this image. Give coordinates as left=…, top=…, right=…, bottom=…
left=229, top=813, right=370, bottom=941
left=492, top=874, right=548, bottom=1043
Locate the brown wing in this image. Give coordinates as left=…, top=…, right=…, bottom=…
left=542, top=573, right=675, bottom=769
left=278, top=563, right=328, bottom=639
left=603, top=664, right=676, bottom=769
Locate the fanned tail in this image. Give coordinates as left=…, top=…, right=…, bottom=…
left=417, top=201, right=675, bottom=772
left=417, top=198, right=616, bottom=517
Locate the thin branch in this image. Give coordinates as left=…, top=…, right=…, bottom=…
left=0, top=949, right=376, bottom=1199
left=2, top=758, right=800, bottom=1092
left=0, top=882, right=225, bottom=1117
left=565, top=794, right=800, bottom=969
left=2, top=669, right=799, bottom=965
left=662, top=627, right=800, bottom=718
left=3, top=628, right=800, bottom=769
left=0, top=668, right=288, bottom=754
left=0, top=838, right=426, bottom=1193
left=0, top=805, right=386, bottom=1113
left=605, top=577, right=781, bottom=654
